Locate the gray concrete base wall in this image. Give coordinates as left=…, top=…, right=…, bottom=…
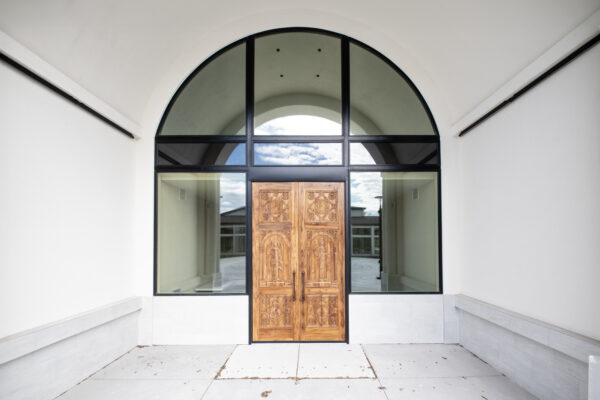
left=455, top=295, right=600, bottom=400
left=0, top=298, right=141, bottom=400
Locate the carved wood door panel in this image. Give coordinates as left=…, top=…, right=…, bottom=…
left=252, top=182, right=345, bottom=342
left=298, top=182, right=345, bottom=341
left=252, top=182, right=299, bottom=341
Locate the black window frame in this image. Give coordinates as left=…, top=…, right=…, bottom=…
left=154, top=28, right=442, bottom=303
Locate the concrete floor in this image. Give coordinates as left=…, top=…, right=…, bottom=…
left=56, top=344, right=536, bottom=399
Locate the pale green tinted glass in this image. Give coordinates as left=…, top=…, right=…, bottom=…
left=350, top=43, right=434, bottom=135
left=255, top=32, right=342, bottom=135
left=157, top=173, right=246, bottom=293
left=161, top=43, right=246, bottom=135
left=350, top=172, right=439, bottom=292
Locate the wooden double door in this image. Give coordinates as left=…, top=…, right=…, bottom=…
left=252, top=182, right=346, bottom=342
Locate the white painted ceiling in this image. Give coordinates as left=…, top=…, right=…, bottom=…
left=0, top=0, right=598, bottom=133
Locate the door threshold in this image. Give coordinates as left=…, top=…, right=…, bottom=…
left=250, top=340, right=348, bottom=344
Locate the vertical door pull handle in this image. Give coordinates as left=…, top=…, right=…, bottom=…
left=301, top=271, right=306, bottom=302
left=292, top=272, right=296, bottom=301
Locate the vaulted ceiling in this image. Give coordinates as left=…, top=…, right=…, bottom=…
left=1, top=0, right=598, bottom=135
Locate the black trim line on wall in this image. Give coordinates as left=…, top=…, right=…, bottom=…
left=459, top=32, right=600, bottom=137
left=0, top=52, right=136, bottom=139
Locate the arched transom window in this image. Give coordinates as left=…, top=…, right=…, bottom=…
left=155, top=29, right=441, bottom=296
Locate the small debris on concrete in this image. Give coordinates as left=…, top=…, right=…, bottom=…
left=261, top=390, right=272, bottom=398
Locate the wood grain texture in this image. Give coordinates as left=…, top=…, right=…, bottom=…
left=298, top=182, right=346, bottom=341
left=252, top=182, right=345, bottom=342
left=252, top=182, right=298, bottom=341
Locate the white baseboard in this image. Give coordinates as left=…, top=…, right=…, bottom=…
left=349, top=294, right=443, bottom=343
left=152, top=295, right=249, bottom=344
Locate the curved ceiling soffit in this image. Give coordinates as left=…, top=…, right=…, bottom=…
left=217, top=93, right=379, bottom=135
left=141, top=12, right=449, bottom=139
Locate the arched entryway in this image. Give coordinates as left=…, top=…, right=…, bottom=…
left=154, top=28, right=441, bottom=343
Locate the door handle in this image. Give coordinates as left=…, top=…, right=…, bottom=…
left=301, top=271, right=306, bottom=302
left=292, top=272, right=296, bottom=301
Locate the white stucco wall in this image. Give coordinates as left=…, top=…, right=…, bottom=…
left=459, top=44, right=600, bottom=340
left=1, top=3, right=598, bottom=346
left=0, top=62, right=136, bottom=338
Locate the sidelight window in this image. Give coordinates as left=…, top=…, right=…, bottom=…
left=350, top=172, right=439, bottom=293
left=156, top=173, right=246, bottom=294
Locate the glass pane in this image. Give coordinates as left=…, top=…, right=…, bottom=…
left=221, top=237, right=233, bottom=253
left=160, top=43, right=246, bottom=135
left=255, top=32, right=342, bottom=136
left=350, top=172, right=439, bottom=293
left=254, top=143, right=342, bottom=165
left=352, top=237, right=372, bottom=255
left=234, top=236, right=246, bottom=253
left=157, top=173, right=246, bottom=294
left=156, top=143, right=245, bottom=166
left=352, top=227, right=371, bottom=235
left=350, top=142, right=438, bottom=165
left=350, top=43, right=435, bottom=135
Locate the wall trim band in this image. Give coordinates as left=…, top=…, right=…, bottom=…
left=0, top=297, right=142, bottom=365
left=455, top=294, right=600, bottom=363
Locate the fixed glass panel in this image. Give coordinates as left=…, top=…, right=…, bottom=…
left=352, top=227, right=372, bottom=235
left=157, top=173, right=246, bottom=294
left=255, top=32, right=342, bottom=135
left=350, top=43, right=434, bottom=135
left=160, top=43, right=246, bottom=135
left=350, top=142, right=439, bottom=165
left=254, top=143, right=342, bottom=165
left=350, top=172, right=439, bottom=293
left=157, top=143, right=245, bottom=166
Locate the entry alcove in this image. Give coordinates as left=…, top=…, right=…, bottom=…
left=154, top=28, right=441, bottom=342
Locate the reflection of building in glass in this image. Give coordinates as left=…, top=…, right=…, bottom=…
left=220, top=207, right=247, bottom=256
left=351, top=207, right=380, bottom=257
left=219, top=206, right=380, bottom=258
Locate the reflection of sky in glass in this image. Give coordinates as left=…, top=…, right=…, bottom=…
left=226, top=144, right=245, bottom=165
left=255, top=115, right=341, bottom=136
left=351, top=172, right=382, bottom=216
left=254, top=143, right=342, bottom=165
left=220, top=173, right=246, bottom=213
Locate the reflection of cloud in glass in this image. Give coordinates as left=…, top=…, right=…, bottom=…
left=255, top=115, right=341, bottom=136
left=255, top=143, right=341, bottom=165
left=351, top=172, right=382, bottom=216
left=220, top=173, right=246, bottom=213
